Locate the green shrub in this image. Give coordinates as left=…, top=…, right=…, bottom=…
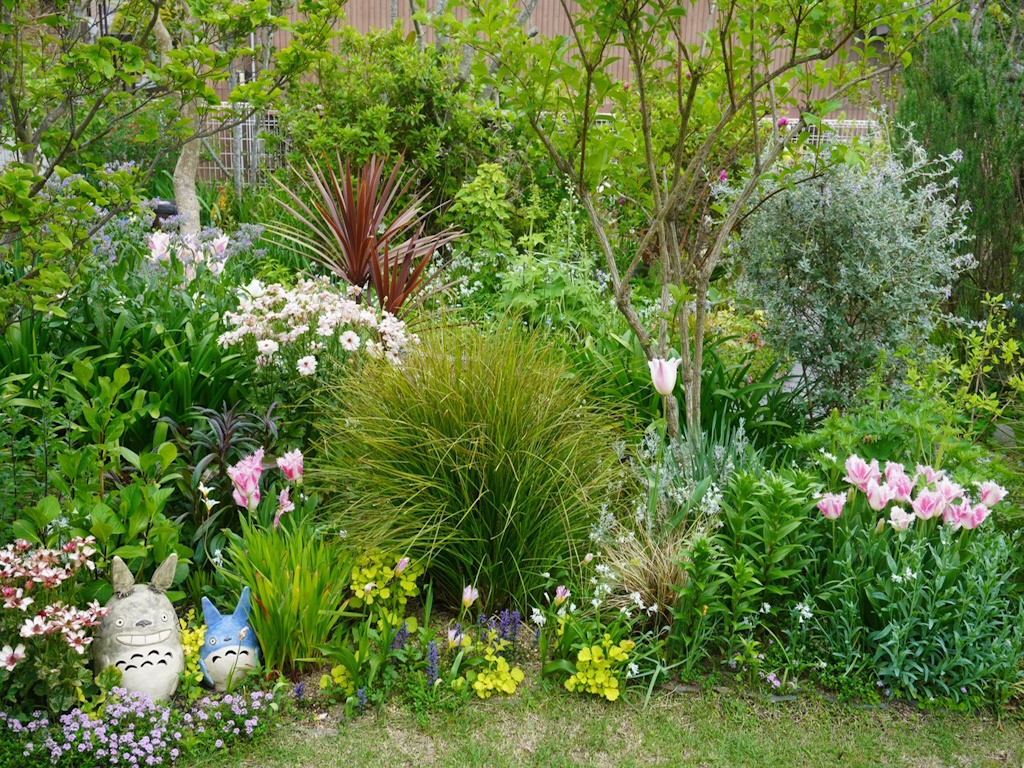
left=738, top=142, right=972, bottom=415
left=221, top=516, right=350, bottom=675
left=275, top=27, right=498, bottom=207
left=312, top=323, right=626, bottom=611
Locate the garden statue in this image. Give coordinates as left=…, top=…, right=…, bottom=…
left=200, top=586, right=260, bottom=691
left=93, top=554, right=184, bottom=702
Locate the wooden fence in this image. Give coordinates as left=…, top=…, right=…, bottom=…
left=195, top=0, right=888, bottom=181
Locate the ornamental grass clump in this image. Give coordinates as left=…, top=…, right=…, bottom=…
left=312, top=324, right=626, bottom=611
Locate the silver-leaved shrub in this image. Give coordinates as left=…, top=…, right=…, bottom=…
left=738, top=137, right=974, bottom=415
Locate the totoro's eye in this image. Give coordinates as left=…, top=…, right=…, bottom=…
left=115, top=618, right=124, bottom=628
left=161, top=613, right=169, bottom=622
left=209, top=637, right=217, bottom=646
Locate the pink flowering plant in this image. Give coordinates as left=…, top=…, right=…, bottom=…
left=145, top=226, right=238, bottom=286
left=806, top=454, right=1022, bottom=702
left=0, top=537, right=110, bottom=715
left=222, top=446, right=314, bottom=534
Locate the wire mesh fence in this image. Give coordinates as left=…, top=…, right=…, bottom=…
left=196, top=105, right=287, bottom=185
left=190, top=110, right=881, bottom=185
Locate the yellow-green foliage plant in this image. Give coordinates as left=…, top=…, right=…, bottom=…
left=565, top=636, right=636, bottom=702
left=464, top=633, right=525, bottom=699
left=348, top=550, right=426, bottom=628
left=178, top=609, right=207, bottom=702
left=312, top=323, right=628, bottom=610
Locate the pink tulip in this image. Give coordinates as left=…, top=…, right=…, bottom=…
left=277, top=449, right=304, bottom=484
left=210, top=234, right=230, bottom=256
left=961, top=503, right=991, bottom=530
left=228, top=448, right=264, bottom=512
left=916, top=464, right=940, bottom=485
left=884, top=461, right=907, bottom=486
left=844, top=455, right=881, bottom=492
left=888, top=506, right=914, bottom=532
left=273, top=487, right=295, bottom=530
left=911, top=489, right=943, bottom=521
left=462, top=585, right=479, bottom=609
left=816, top=492, right=846, bottom=521
left=865, top=479, right=895, bottom=512
left=977, top=481, right=1007, bottom=509
left=934, top=478, right=964, bottom=521
left=554, top=585, right=570, bottom=606
left=943, top=498, right=971, bottom=529
left=889, top=473, right=915, bottom=504
left=648, top=358, right=682, bottom=397
left=148, top=231, right=171, bottom=262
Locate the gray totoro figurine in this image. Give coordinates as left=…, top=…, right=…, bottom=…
left=93, top=554, right=184, bottom=702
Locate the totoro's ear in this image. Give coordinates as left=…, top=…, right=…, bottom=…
left=111, top=557, right=135, bottom=597
left=149, top=553, right=178, bottom=594
left=233, top=586, right=252, bottom=621
left=201, top=595, right=221, bottom=625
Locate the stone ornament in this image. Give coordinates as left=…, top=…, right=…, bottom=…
left=199, top=586, right=261, bottom=692
left=93, top=554, right=184, bottom=702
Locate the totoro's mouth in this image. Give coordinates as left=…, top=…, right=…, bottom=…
left=116, top=629, right=172, bottom=646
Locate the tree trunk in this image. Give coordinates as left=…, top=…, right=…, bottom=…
left=391, top=0, right=399, bottom=27
left=230, top=67, right=243, bottom=196
left=155, top=9, right=202, bottom=237
left=410, top=0, right=424, bottom=52
left=174, top=100, right=203, bottom=237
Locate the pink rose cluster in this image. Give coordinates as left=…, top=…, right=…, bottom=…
left=1, top=537, right=109, bottom=669
left=816, top=455, right=1008, bottom=532
left=1, top=537, right=97, bottom=588
left=225, top=447, right=306, bottom=529
left=19, top=601, right=109, bottom=655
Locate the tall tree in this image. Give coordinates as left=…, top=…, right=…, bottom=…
left=899, top=0, right=1024, bottom=316
left=458, top=0, right=961, bottom=439
left=0, top=0, right=343, bottom=326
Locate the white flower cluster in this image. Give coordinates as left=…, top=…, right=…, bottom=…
left=217, top=277, right=413, bottom=372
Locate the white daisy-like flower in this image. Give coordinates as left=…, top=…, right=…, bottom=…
left=339, top=330, right=361, bottom=351
left=296, top=355, right=318, bottom=377
left=256, top=338, right=279, bottom=355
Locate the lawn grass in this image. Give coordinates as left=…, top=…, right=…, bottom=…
left=204, top=685, right=1022, bottom=767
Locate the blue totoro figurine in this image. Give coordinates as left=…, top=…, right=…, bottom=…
left=199, top=587, right=260, bottom=691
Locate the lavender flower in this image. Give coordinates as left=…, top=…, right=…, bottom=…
left=496, top=608, right=521, bottom=645
left=390, top=621, right=409, bottom=651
